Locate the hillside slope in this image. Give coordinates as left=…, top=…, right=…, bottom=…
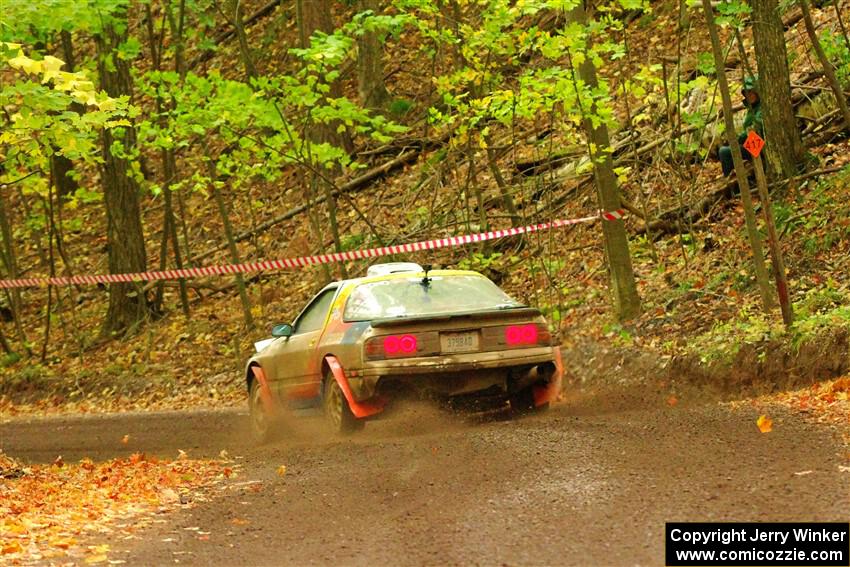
left=1, top=0, right=848, bottom=421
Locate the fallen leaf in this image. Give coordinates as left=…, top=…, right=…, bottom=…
left=1, top=541, right=23, bottom=555
left=177, top=450, right=188, bottom=460
left=159, top=488, right=180, bottom=504
left=667, top=395, right=678, bottom=407
left=53, top=455, right=64, bottom=468
left=276, top=465, right=286, bottom=477
left=830, top=377, right=850, bottom=393
left=49, top=537, right=77, bottom=549
left=794, top=470, right=813, bottom=476
left=839, top=465, right=850, bottom=473
left=756, top=414, right=773, bottom=433
left=121, top=435, right=130, bottom=445
left=85, top=555, right=108, bottom=564
left=230, top=518, right=250, bottom=526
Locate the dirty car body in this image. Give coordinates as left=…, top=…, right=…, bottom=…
left=245, top=264, right=563, bottom=436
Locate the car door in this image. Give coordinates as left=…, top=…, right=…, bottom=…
left=271, top=286, right=338, bottom=401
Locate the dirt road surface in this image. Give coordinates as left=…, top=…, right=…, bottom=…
left=2, top=394, right=848, bottom=566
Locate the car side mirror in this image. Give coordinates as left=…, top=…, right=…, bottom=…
left=271, top=323, right=293, bottom=338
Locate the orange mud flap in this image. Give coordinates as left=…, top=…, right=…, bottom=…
left=324, top=355, right=386, bottom=419
left=532, top=348, right=563, bottom=406
left=251, top=366, right=277, bottom=417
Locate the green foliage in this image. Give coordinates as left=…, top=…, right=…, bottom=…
left=133, top=8, right=411, bottom=196
left=388, top=98, right=414, bottom=116
left=0, top=45, right=131, bottom=209
left=602, top=322, right=633, bottom=345
left=774, top=167, right=850, bottom=256
left=818, top=29, right=850, bottom=88
left=714, top=0, right=751, bottom=29
left=399, top=0, right=628, bottom=155
left=791, top=303, right=850, bottom=350
left=690, top=308, right=778, bottom=363
left=457, top=252, right=504, bottom=272
left=0, top=0, right=132, bottom=44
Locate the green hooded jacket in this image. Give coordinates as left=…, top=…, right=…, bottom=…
left=738, top=76, right=764, bottom=145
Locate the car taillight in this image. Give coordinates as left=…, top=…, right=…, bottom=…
left=505, top=324, right=549, bottom=346
left=365, top=334, right=419, bottom=360
left=384, top=334, right=417, bottom=354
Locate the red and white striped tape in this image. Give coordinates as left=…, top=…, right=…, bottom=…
left=0, top=209, right=625, bottom=289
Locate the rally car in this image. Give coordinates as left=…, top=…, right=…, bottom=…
left=245, top=263, right=563, bottom=440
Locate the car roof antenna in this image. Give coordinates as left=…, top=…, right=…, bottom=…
left=421, top=264, right=432, bottom=289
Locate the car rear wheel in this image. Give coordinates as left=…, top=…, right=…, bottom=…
left=324, top=374, right=365, bottom=434
left=248, top=378, right=275, bottom=443
left=510, top=385, right=549, bottom=416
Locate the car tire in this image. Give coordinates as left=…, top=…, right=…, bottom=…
left=510, top=386, right=550, bottom=416
left=323, top=374, right=365, bottom=434
left=248, top=378, right=276, bottom=444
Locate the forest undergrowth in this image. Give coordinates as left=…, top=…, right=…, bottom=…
left=0, top=0, right=848, bottom=432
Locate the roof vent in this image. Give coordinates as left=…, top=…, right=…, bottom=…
left=366, top=262, right=424, bottom=277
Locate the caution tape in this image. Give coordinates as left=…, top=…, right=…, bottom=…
left=0, top=209, right=626, bottom=289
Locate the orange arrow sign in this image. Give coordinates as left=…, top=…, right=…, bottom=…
left=743, top=129, right=765, bottom=158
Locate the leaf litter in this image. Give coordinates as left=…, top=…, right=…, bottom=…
left=0, top=450, right=237, bottom=565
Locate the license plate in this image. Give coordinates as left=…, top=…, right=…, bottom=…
left=440, top=331, right=479, bottom=353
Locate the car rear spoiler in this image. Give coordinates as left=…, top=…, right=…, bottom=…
left=369, top=306, right=542, bottom=328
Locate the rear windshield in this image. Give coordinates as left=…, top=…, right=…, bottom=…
left=343, top=275, right=523, bottom=321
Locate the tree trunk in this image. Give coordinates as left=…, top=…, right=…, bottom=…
left=52, top=30, right=81, bottom=200
left=484, top=135, right=520, bottom=227
left=568, top=2, right=640, bottom=321
left=753, top=154, right=794, bottom=326
left=356, top=0, right=390, bottom=109
left=798, top=0, right=850, bottom=130
left=95, top=11, right=150, bottom=336
left=229, top=0, right=258, bottom=80
left=0, top=189, right=29, bottom=353
left=297, top=0, right=352, bottom=279
left=145, top=3, right=191, bottom=318
left=296, top=0, right=354, bottom=154
left=751, top=0, right=806, bottom=179
left=703, top=0, right=777, bottom=312
left=50, top=151, right=78, bottom=200
left=166, top=0, right=188, bottom=77
left=205, top=158, right=255, bottom=329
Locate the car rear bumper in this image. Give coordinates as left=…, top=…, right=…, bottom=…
left=358, top=346, right=557, bottom=376
left=349, top=346, right=559, bottom=401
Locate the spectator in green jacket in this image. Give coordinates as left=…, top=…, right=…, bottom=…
left=719, top=75, right=764, bottom=176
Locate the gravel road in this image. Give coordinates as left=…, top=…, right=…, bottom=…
left=2, top=394, right=848, bottom=566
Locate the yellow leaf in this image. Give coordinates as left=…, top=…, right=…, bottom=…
left=71, top=90, right=97, bottom=106
left=1, top=541, right=23, bottom=554
left=41, top=55, right=64, bottom=73
left=41, top=55, right=65, bottom=83
left=49, top=537, right=77, bottom=549
left=276, top=465, right=286, bottom=477
left=8, top=54, right=42, bottom=74
left=756, top=414, right=772, bottom=433
left=97, top=97, right=117, bottom=112
left=85, top=554, right=108, bottom=564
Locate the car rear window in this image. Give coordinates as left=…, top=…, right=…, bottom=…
left=343, top=275, right=523, bottom=321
